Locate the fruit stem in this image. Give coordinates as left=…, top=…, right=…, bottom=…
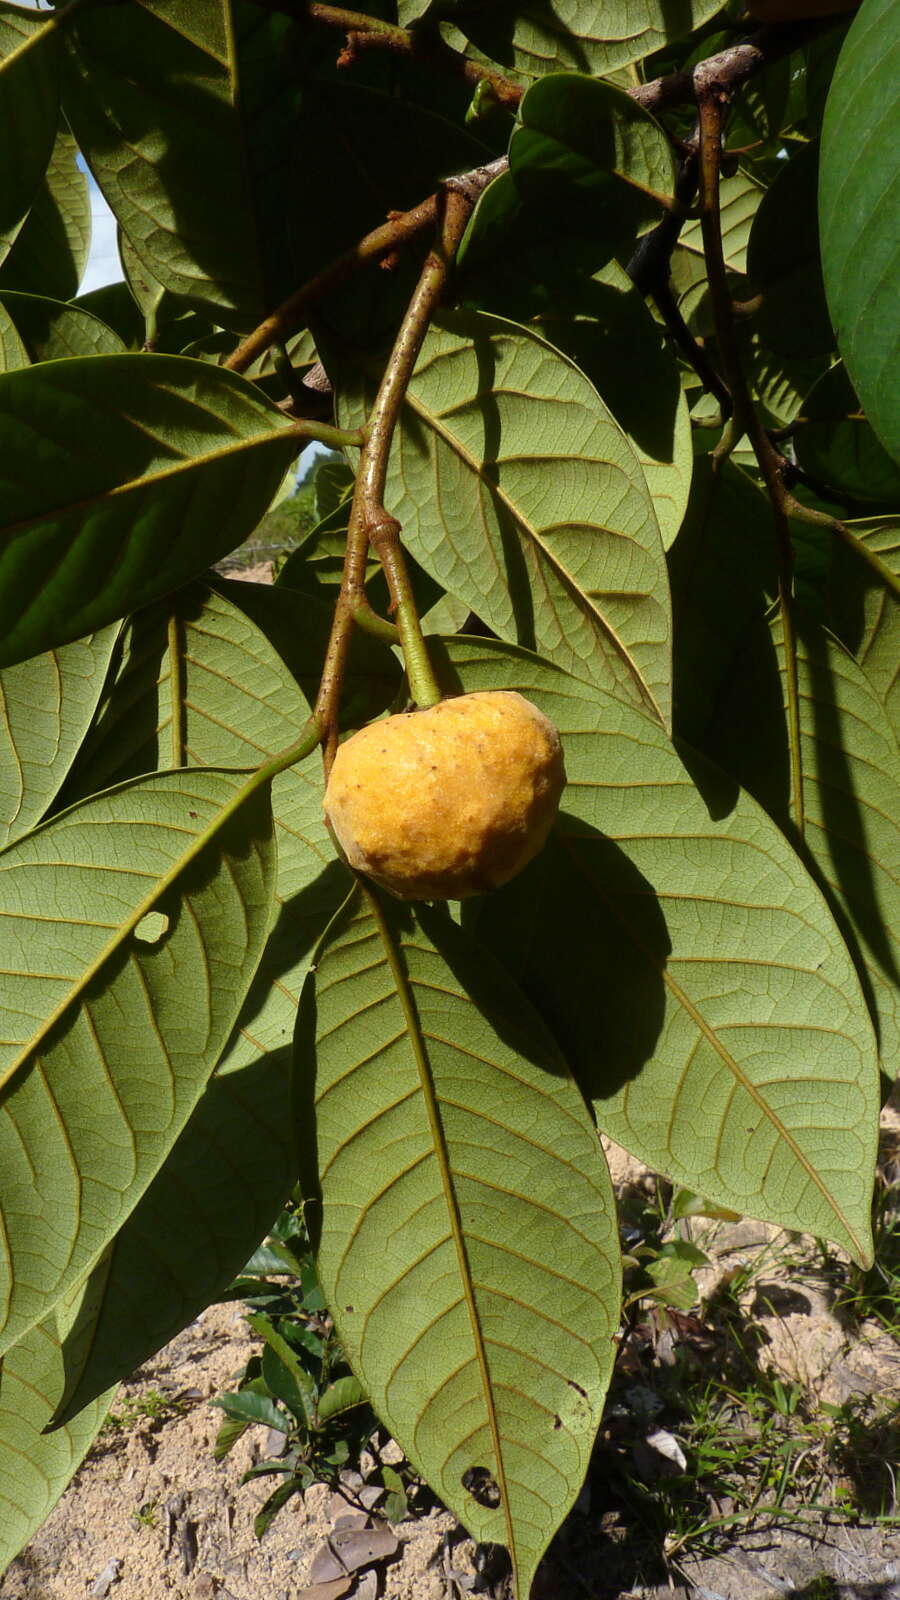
left=355, top=186, right=472, bottom=709
left=311, top=186, right=472, bottom=762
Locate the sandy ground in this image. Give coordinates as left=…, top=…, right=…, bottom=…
left=4, top=1132, right=899, bottom=1600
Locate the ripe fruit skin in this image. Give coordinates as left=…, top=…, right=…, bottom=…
left=324, top=691, right=566, bottom=901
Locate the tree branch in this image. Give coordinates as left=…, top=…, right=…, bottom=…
left=246, top=0, right=523, bottom=108
left=695, top=80, right=805, bottom=837
left=356, top=185, right=475, bottom=709
left=313, top=187, right=474, bottom=767
left=224, top=158, right=505, bottom=377
left=226, top=18, right=844, bottom=381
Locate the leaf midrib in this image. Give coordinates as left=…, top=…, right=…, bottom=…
left=362, top=886, right=517, bottom=1568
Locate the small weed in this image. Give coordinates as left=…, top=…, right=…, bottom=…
left=102, top=1389, right=188, bottom=1437
left=831, top=1176, right=900, bottom=1340
left=131, top=1499, right=159, bottom=1529
left=583, top=1177, right=900, bottom=1574
left=212, top=1206, right=422, bottom=1538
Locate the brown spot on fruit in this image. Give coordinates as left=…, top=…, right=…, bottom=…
left=323, top=691, right=566, bottom=901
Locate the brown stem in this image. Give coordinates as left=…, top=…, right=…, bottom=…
left=696, top=84, right=805, bottom=837
left=227, top=16, right=844, bottom=381
left=246, top=0, right=522, bottom=108
left=313, top=187, right=473, bottom=767
left=654, top=279, right=732, bottom=415
left=633, top=17, right=842, bottom=114
left=225, top=158, right=505, bottom=377
left=627, top=148, right=733, bottom=414
left=359, top=185, right=475, bottom=707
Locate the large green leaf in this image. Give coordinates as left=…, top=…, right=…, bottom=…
left=0, top=765, right=276, bottom=1357
left=794, top=363, right=900, bottom=508
left=0, top=290, right=124, bottom=362
left=441, top=0, right=723, bottom=77
left=61, top=2, right=299, bottom=328
left=459, top=203, right=692, bottom=550
left=821, top=517, right=900, bottom=736
left=704, top=615, right=900, bottom=1076
left=0, top=354, right=299, bottom=669
left=46, top=585, right=348, bottom=1416
left=0, top=625, right=120, bottom=849
left=529, top=263, right=692, bottom=550
left=337, top=312, right=672, bottom=724
left=0, top=1271, right=114, bottom=1575
left=71, top=281, right=145, bottom=351
left=509, top=74, right=674, bottom=240
left=0, top=2, right=59, bottom=264
left=819, top=0, right=900, bottom=465
left=0, top=122, right=89, bottom=301
left=668, top=457, right=777, bottom=748
left=299, top=889, right=620, bottom=1598
left=442, top=637, right=880, bottom=1264
left=215, top=578, right=403, bottom=728
left=0, top=300, right=27, bottom=371
left=747, top=142, right=833, bottom=362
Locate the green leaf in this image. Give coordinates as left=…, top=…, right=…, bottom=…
left=213, top=1414, right=250, bottom=1462
left=0, top=625, right=120, bottom=848
left=249, top=1314, right=317, bottom=1426
left=794, top=363, right=900, bottom=508
left=747, top=143, right=834, bottom=361
left=668, top=457, right=777, bottom=747
left=442, top=0, right=723, bottom=77
left=212, top=1389, right=291, bottom=1432
left=211, top=578, right=403, bottom=730
left=0, top=1273, right=114, bottom=1576
left=819, top=0, right=900, bottom=464
left=509, top=74, right=675, bottom=239
left=0, top=766, right=276, bottom=1357
left=0, top=2, right=59, bottom=265
left=336, top=311, right=672, bottom=724
left=313, top=458, right=354, bottom=522
left=298, top=890, right=620, bottom=1597
left=828, top=518, right=899, bottom=729
left=0, top=298, right=27, bottom=371
left=71, top=281, right=145, bottom=351
left=47, top=587, right=349, bottom=1419
left=459, top=211, right=692, bottom=550
left=0, top=355, right=299, bottom=669
left=0, top=122, right=89, bottom=301
left=0, top=290, right=124, bottom=362
left=442, top=637, right=880, bottom=1265
left=643, top=1240, right=707, bottom=1310
left=285, top=75, right=490, bottom=355
left=705, top=615, right=900, bottom=1074
left=529, top=262, right=692, bottom=550
left=61, top=3, right=299, bottom=328
left=317, top=1375, right=366, bottom=1422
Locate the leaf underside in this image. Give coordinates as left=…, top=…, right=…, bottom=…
left=299, top=890, right=620, bottom=1597
left=445, top=637, right=880, bottom=1265
left=0, top=767, right=276, bottom=1357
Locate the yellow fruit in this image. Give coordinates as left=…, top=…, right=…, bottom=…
left=323, top=690, right=566, bottom=901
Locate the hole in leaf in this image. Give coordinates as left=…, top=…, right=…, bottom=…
left=134, top=911, right=170, bottom=945
left=461, top=1466, right=501, bottom=1508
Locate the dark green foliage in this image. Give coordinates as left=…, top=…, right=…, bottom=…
left=0, top=1, right=896, bottom=1593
